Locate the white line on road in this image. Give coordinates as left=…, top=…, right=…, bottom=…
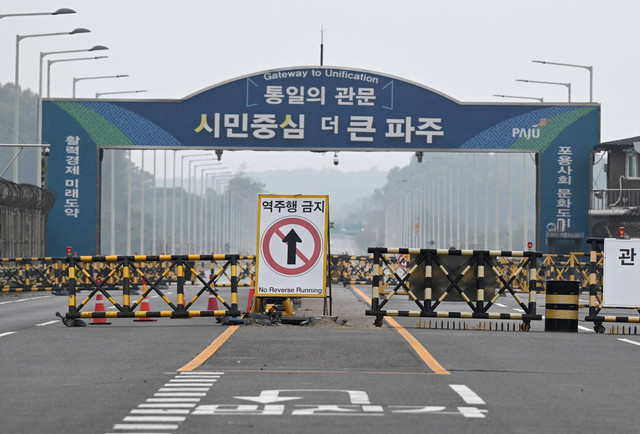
left=35, top=320, right=59, bottom=327
left=495, top=303, right=507, bottom=308
left=0, top=332, right=17, bottom=338
left=618, top=338, right=640, bottom=347
left=0, top=295, right=52, bottom=306
left=158, top=388, right=210, bottom=392
left=147, top=398, right=201, bottom=402
left=111, top=423, right=179, bottom=430
left=578, top=325, right=594, bottom=332
left=123, top=416, right=186, bottom=422
left=130, top=409, right=190, bottom=415
left=449, top=385, right=486, bottom=405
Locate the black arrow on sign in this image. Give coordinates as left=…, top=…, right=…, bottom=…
left=282, top=229, right=302, bottom=265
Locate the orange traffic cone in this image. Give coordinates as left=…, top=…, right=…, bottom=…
left=90, top=293, right=111, bottom=325
left=134, top=282, right=156, bottom=322
left=245, top=287, right=255, bottom=313
left=207, top=290, right=219, bottom=311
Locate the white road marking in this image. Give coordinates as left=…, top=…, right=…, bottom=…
left=112, top=423, right=179, bottom=430
left=0, top=332, right=17, bottom=338
left=158, top=388, right=210, bottom=392
left=578, top=325, right=594, bottom=332
left=36, top=320, right=59, bottom=327
left=449, top=385, right=486, bottom=405
left=0, top=295, right=52, bottom=306
left=512, top=308, right=524, bottom=313
left=154, top=392, right=207, bottom=397
left=458, top=406, right=488, bottom=418
left=495, top=303, right=507, bottom=308
left=169, top=378, right=217, bottom=383
left=123, top=416, right=186, bottom=422
left=139, top=403, right=197, bottom=408
left=130, top=409, right=190, bottom=415
left=618, top=338, right=640, bottom=347
left=147, top=398, right=201, bottom=402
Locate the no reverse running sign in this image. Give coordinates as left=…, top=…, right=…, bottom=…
left=255, top=195, right=329, bottom=297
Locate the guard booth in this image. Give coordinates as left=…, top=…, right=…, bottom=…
left=546, top=231, right=584, bottom=254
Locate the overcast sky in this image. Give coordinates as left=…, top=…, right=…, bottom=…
left=1, top=0, right=637, bottom=172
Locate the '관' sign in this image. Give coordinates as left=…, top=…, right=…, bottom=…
left=255, top=195, right=329, bottom=298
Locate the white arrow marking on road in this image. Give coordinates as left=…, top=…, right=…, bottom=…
left=234, top=389, right=371, bottom=405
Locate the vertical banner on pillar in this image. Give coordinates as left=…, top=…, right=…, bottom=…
left=255, top=194, right=329, bottom=298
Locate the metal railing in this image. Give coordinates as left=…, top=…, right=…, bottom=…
left=591, top=189, right=640, bottom=210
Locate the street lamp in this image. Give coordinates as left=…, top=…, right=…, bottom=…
left=178, top=154, right=215, bottom=252
left=493, top=94, right=544, bottom=103
left=189, top=161, right=221, bottom=250
left=200, top=167, right=230, bottom=252
left=515, top=79, right=571, bottom=102
left=96, top=90, right=147, bottom=98
left=43, top=45, right=109, bottom=97
left=12, top=27, right=91, bottom=183
left=0, top=8, right=76, bottom=19
left=73, top=75, right=129, bottom=98
left=532, top=60, right=593, bottom=103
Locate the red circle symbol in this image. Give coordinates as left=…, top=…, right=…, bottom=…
left=619, top=227, right=625, bottom=238
left=261, top=217, right=322, bottom=276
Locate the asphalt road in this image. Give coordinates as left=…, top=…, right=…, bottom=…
left=1, top=285, right=639, bottom=434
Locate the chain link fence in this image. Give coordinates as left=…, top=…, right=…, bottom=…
left=0, top=177, right=55, bottom=258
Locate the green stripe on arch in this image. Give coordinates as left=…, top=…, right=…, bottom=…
left=52, top=101, right=133, bottom=146
left=511, top=106, right=596, bottom=152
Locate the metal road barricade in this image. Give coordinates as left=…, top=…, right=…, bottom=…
left=330, top=255, right=373, bottom=286
left=57, top=254, right=241, bottom=326
left=366, top=247, right=543, bottom=330
left=0, top=257, right=65, bottom=293
left=585, top=238, right=640, bottom=333
left=207, top=256, right=255, bottom=288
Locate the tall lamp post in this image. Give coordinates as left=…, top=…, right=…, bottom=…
left=516, top=79, right=572, bottom=102
left=73, top=74, right=129, bottom=98
left=13, top=27, right=90, bottom=183
left=43, top=45, right=109, bottom=97
left=532, top=60, right=593, bottom=103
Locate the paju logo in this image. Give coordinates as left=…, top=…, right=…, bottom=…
left=512, top=118, right=551, bottom=139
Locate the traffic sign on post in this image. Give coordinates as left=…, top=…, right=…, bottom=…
left=255, top=194, right=329, bottom=298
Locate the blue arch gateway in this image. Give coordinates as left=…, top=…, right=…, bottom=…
left=42, top=66, right=599, bottom=255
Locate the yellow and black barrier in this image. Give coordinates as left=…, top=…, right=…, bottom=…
left=544, top=280, right=579, bottom=332
left=366, top=247, right=543, bottom=330
left=585, top=238, right=640, bottom=333
left=56, top=254, right=241, bottom=326
left=0, top=257, right=65, bottom=293
left=330, top=255, right=373, bottom=286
